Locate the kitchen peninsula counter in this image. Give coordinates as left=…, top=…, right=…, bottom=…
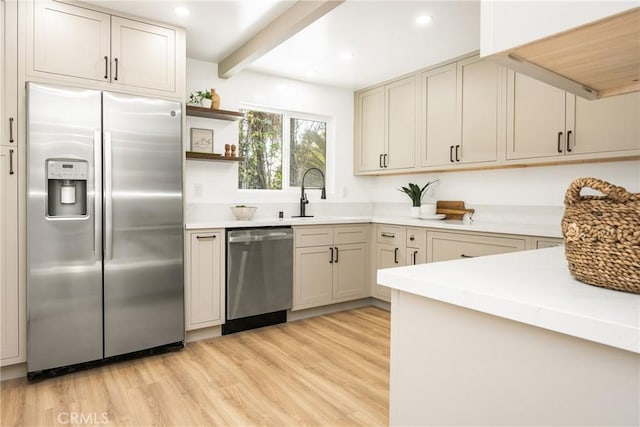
left=378, top=246, right=640, bottom=426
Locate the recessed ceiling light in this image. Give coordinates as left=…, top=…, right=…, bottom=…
left=174, top=6, right=190, bottom=17
left=340, top=52, right=353, bottom=61
left=416, top=15, right=432, bottom=25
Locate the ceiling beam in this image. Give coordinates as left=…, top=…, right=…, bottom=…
left=218, top=0, right=344, bottom=79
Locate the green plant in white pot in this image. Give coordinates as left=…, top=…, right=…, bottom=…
left=398, top=180, right=438, bottom=218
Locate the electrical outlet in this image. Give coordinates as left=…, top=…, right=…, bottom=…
left=194, top=183, right=202, bottom=198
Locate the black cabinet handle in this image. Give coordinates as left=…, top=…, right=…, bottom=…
left=9, top=117, right=14, bottom=143
left=104, top=56, right=109, bottom=79
left=557, top=132, right=563, bottom=153
left=381, top=232, right=395, bottom=238
left=449, top=145, right=454, bottom=162
left=334, top=246, right=339, bottom=263
left=9, top=149, right=15, bottom=175
left=460, top=254, right=475, bottom=258
left=383, top=153, right=388, bottom=168
left=379, top=154, right=383, bottom=168
left=394, top=247, right=399, bottom=264
left=114, top=58, right=119, bottom=81
left=455, top=145, right=460, bottom=162
left=329, top=247, right=334, bottom=264
left=413, top=250, right=418, bottom=265
left=409, top=235, right=415, bottom=241
left=567, top=130, right=572, bottom=153
left=196, top=235, right=216, bottom=239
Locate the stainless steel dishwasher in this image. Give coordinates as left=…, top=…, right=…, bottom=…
left=223, top=227, right=293, bottom=334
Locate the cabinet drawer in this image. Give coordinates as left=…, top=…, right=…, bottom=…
left=376, top=225, right=406, bottom=245
left=334, top=225, right=367, bottom=245
left=294, top=227, right=333, bottom=247
left=536, top=238, right=563, bottom=249
left=406, top=227, right=426, bottom=249
left=428, top=231, right=526, bottom=262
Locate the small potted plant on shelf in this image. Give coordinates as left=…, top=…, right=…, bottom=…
left=187, top=88, right=220, bottom=109
left=398, top=180, right=438, bottom=218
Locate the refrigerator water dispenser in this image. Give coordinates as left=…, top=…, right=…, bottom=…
left=47, top=159, right=88, bottom=217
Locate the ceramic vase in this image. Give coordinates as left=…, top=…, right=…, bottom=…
left=410, top=206, right=421, bottom=218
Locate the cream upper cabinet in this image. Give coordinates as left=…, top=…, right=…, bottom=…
left=293, top=225, right=368, bottom=310
left=507, top=71, right=640, bottom=161
left=28, top=0, right=181, bottom=97
left=571, top=93, right=640, bottom=155
left=456, top=56, right=501, bottom=165
left=506, top=72, right=571, bottom=160
left=32, top=1, right=110, bottom=82
left=110, top=16, right=176, bottom=93
left=185, top=230, right=225, bottom=330
left=1, top=145, right=22, bottom=365
left=355, top=75, right=417, bottom=173
left=2, top=0, right=18, bottom=148
left=385, top=75, right=417, bottom=170
left=420, top=63, right=457, bottom=167
left=355, top=86, right=385, bottom=172
left=420, top=56, right=501, bottom=168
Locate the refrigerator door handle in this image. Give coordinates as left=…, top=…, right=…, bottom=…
left=94, top=130, right=102, bottom=261
left=104, top=130, right=113, bottom=260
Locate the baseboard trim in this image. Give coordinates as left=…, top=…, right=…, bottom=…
left=1, top=363, right=27, bottom=382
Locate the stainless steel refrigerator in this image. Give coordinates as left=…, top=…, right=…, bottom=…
left=26, top=82, right=184, bottom=375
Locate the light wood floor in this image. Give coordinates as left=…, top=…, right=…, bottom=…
left=1, top=307, right=390, bottom=426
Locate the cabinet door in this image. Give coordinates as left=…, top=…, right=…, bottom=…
left=428, top=231, right=526, bottom=262
left=420, top=63, right=457, bottom=167
left=458, top=57, right=500, bottom=164
left=111, top=16, right=176, bottom=92
left=2, top=0, right=17, bottom=148
left=373, top=243, right=405, bottom=301
left=506, top=72, right=567, bottom=160
left=293, top=246, right=333, bottom=310
left=536, top=238, right=564, bottom=249
left=185, top=231, right=224, bottom=330
left=571, top=92, right=640, bottom=155
left=333, top=243, right=368, bottom=302
left=1, top=146, right=21, bottom=364
left=386, top=75, right=417, bottom=170
left=32, top=0, right=110, bottom=82
left=355, top=86, right=385, bottom=172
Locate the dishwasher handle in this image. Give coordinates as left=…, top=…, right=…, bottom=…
left=228, top=232, right=293, bottom=243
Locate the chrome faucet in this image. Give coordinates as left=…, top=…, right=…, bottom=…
left=294, top=167, right=326, bottom=217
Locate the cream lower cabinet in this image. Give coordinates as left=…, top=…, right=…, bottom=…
left=28, top=0, right=180, bottom=96
left=373, top=225, right=406, bottom=302
left=293, top=225, right=368, bottom=310
left=427, top=230, right=526, bottom=262
left=185, top=229, right=225, bottom=330
left=0, top=146, right=22, bottom=366
left=405, top=227, right=426, bottom=265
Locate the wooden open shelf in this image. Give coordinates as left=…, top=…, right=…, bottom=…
left=186, top=105, right=244, bottom=121
left=185, top=151, right=244, bottom=162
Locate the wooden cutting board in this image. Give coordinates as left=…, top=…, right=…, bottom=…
left=436, top=201, right=474, bottom=220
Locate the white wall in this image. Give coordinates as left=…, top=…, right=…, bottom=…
left=369, top=160, right=640, bottom=206
left=185, top=58, right=371, bottom=209
left=185, top=57, right=639, bottom=223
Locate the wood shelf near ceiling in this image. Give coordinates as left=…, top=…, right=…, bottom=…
left=186, top=105, right=244, bottom=121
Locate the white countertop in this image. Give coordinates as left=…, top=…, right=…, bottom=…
left=185, top=216, right=562, bottom=238
left=377, top=246, right=640, bottom=353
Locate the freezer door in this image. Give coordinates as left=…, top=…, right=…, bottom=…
left=102, top=91, right=183, bottom=357
left=26, top=82, right=103, bottom=372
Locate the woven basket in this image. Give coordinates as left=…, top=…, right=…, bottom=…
left=561, top=178, right=640, bottom=294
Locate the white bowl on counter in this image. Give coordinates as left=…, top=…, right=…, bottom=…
left=231, top=206, right=257, bottom=220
